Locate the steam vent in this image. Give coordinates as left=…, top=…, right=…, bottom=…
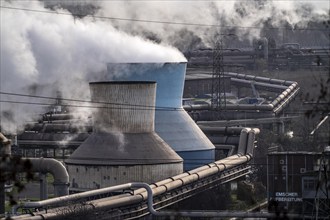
left=109, top=63, right=215, bottom=170
left=65, top=82, right=183, bottom=191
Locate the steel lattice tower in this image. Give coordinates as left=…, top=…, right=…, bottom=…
left=212, top=37, right=226, bottom=111
left=313, top=149, right=330, bottom=219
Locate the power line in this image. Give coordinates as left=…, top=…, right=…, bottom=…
left=0, top=5, right=328, bottom=31
left=7, top=0, right=330, bottom=1
left=0, top=91, right=182, bottom=111
left=0, top=100, right=182, bottom=112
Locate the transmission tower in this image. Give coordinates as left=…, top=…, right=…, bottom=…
left=212, top=37, right=226, bottom=111
left=313, top=148, right=330, bottom=219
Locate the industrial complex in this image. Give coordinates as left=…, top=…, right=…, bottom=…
left=0, top=1, right=329, bottom=219
left=1, top=59, right=329, bottom=219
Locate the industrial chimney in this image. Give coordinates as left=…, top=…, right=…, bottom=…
left=65, top=82, right=183, bottom=191
left=108, top=63, right=215, bottom=170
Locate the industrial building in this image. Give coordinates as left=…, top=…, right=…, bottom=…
left=2, top=42, right=326, bottom=219
left=267, top=150, right=330, bottom=218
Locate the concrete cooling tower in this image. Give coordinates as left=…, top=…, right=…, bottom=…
left=108, top=63, right=215, bottom=170
left=65, top=82, right=183, bottom=191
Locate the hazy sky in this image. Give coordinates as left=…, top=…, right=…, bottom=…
left=0, top=0, right=329, bottom=132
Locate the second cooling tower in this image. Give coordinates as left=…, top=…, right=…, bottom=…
left=66, top=82, right=183, bottom=191
left=108, top=63, right=215, bottom=170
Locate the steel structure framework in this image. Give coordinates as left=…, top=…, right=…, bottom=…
left=212, top=37, right=226, bottom=111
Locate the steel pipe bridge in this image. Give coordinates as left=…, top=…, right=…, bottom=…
left=9, top=128, right=259, bottom=220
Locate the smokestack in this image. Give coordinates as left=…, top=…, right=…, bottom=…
left=109, top=63, right=215, bottom=170
left=65, top=82, right=183, bottom=191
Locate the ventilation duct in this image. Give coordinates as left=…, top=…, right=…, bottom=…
left=65, top=82, right=183, bottom=191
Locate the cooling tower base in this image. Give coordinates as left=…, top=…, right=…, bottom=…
left=177, top=150, right=215, bottom=171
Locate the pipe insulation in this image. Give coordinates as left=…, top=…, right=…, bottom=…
left=13, top=183, right=132, bottom=214
left=9, top=126, right=259, bottom=219
left=0, top=132, right=12, bottom=215
left=224, top=72, right=296, bottom=86
left=230, top=78, right=288, bottom=92
left=199, top=126, right=244, bottom=135
left=11, top=154, right=250, bottom=218
left=246, top=128, right=260, bottom=156
left=3, top=158, right=69, bottom=197
left=27, top=158, right=69, bottom=196
left=0, top=132, right=11, bottom=156
left=185, top=72, right=300, bottom=114
left=183, top=81, right=299, bottom=114
left=237, top=128, right=251, bottom=156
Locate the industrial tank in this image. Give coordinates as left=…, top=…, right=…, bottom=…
left=65, top=82, right=183, bottom=191
left=108, top=63, right=215, bottom=170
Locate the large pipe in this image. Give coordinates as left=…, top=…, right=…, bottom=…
left=224, top=72, right=296, bottom=86
left=215, top=145, right=236, bottom=157
left=0, top=132, right=11, bottom=156
left=9, top=157, right=249, bottom=219
left=10, top=126, right=259, bottom=219
left=183, top=71, right=299, bottom=114
left=197, top=116, right=299, bottom=127
left=237, top=128, right=251, bottom=156
left=184, top=103, right=274, bottom=111
left=9, top=154, right=247, bottom=219
left=1, top=135, right=66, bottom=214
left=134, top=182, right=303, bottom=219
left=230, top=78, right=287, bottom=92
left=13, top=183, right=132, bottom=214
left=199, top=126, right=244, bottom=135
left=28, top=158, right=69, bottom=196
left=3, top=158, right=69, bottom=198
left=246, top=128, right=260, bottom=156
left=184, top=93, right=297, bottom=112
left=40, top=113, right=84, bottom=122
left=200, top=126, right=260, bottom=158
left=207, top=136, right=240, bottom=145
left=273, top=88, right=300, bottom=114
left=24, top=123, right=92, bottom=133
left=0, top=133, right=12, bottom=214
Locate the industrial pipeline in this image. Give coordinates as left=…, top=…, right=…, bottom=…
left=183, top=72, right=300, bottom=115
left=9, top=128, right=259, bottom=220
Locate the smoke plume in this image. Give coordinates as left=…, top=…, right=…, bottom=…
left=0, top=0, right=186, bottom=132
left=90, top=0, right=329, bottom=48
left=0, top=0, right=329, bottom=133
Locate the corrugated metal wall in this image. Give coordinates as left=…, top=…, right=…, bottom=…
left=109, top=63, right=215, bottom=171
left=68, top=163, right=182, bottom=189
left=90, top=82, right=155, bottom=133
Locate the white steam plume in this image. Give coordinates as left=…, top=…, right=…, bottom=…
left=1, top=0, right=329, bottom=133
left=0, top=1, right=186, bottom=133
left=89, top=0, right=329, bottom=48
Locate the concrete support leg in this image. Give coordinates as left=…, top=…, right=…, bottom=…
left=39, top=173, right=48, bottom=200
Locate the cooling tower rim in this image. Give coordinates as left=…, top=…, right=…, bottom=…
left=107, top=62, right=187, bottom=64
left=89, top=81, right=156, bottom=85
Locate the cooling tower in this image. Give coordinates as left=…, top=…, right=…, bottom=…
left=65, top=82, right=183, bottom=191
left=108, top=63, right=215, bottom=170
